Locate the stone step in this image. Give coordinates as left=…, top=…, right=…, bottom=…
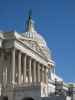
left=42, top=95, right=71, bottom=100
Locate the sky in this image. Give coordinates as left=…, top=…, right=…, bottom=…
left=0, top=0, right=75, bottom=82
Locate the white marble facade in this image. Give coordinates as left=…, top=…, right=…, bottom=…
left=0, top=15, right=55, bottom=100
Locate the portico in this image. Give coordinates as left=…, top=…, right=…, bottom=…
left=10, top=48, right=49, bottom=85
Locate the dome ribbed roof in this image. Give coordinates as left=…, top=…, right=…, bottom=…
left=22, top=31, right=47, bottom=48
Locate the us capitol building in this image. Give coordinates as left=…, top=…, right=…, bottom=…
left=0, top=13, right=75, bottom=100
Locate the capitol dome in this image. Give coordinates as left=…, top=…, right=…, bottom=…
left=22, top=13, right=51, bottom=60
left=22, top=14, right=48, bottom=49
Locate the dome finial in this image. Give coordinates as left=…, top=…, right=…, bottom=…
left=26, top=10, right=35, bottom=32
left=28, top=9, right=32, bottom=20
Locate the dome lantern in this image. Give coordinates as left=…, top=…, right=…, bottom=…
left=26, top=10, right=35, bottom=33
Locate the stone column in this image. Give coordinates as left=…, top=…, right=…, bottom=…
left=37, top=63, right=40, bottom=82
left=11, top=48, right=15, bottom=84
left=0, top=51, right=4, bottom=84
left=45, top=67, right=48, bottom=84
left=28, top=57, right=32, bottom=83
left=44, top=66, right=46, bottom=83
left=40, top=65, right=42, bottom=82
left=42, top=65, right=44, bottom=82
left=32, top=60, right=36, bottom=83
left=23, top=54, right=27, bottom=83
left=18, top=51, right=21, bottom=84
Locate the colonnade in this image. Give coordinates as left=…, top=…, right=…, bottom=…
left=10, top=48, right=48, bottom=85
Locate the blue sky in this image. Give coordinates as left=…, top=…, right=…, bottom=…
left=0, top=0, right=75, bottom=82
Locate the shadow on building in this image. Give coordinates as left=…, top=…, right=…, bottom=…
left=22, top=97, right=34, bottom=100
